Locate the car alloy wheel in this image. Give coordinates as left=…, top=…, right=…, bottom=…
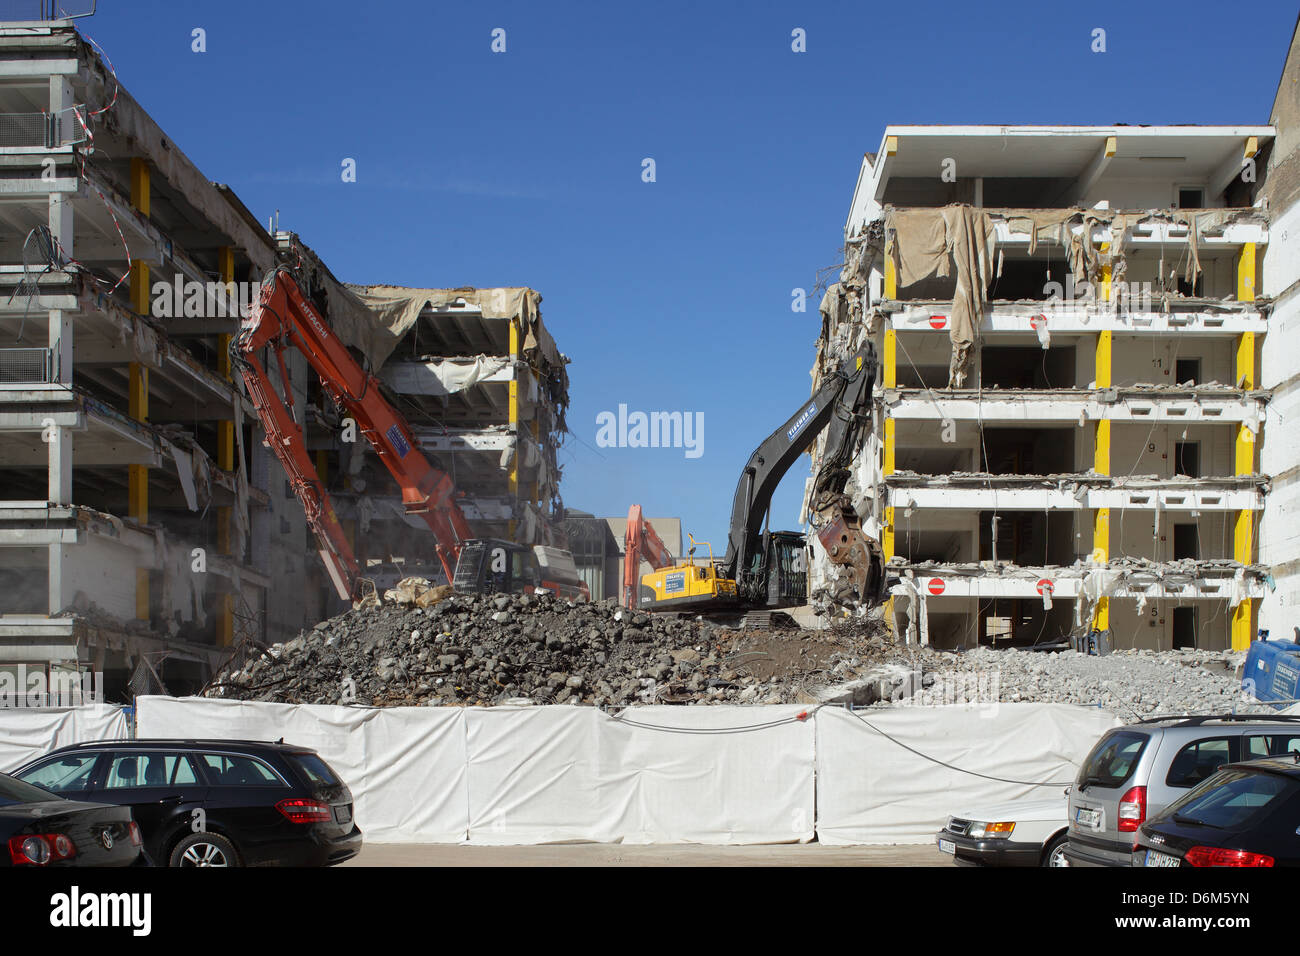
left=1048, top=843, right=1070, bottom=867
left=179, top=841, right=230, bottom=867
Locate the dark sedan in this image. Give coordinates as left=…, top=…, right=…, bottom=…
left=0, top=771, right=141, bottom=867
left=1132, top=757, right=1300, bottom=867
left=13, top=739, right=361, bottom=867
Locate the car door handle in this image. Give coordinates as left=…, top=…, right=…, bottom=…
left=156, top=795, right=184, bottom=803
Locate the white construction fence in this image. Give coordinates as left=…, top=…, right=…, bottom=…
left=136, top=697, right=1119, bottom=845
left=0, top=705, right=129, bottom=772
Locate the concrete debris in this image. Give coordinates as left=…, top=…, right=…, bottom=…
left=203, top=582, right=1268, bottom=715
left=829, top=645, right=1274, bottom=718
left=204, top=592, right=858, bottom=708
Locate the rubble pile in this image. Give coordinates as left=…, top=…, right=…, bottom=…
left=206, top=580, right=1269, bottom=715
left=206, top=590, right=832, bottom=707
left=865, top=646, right=1271, bottom=717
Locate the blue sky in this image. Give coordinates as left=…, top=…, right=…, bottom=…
left=83, top=0, right=1297, bottom=549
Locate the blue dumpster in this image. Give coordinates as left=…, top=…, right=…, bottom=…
left=1243, top=639, right=1300, bottom=707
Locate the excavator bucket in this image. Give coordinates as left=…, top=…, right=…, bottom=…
left=813, top=497, right=888, bottom=608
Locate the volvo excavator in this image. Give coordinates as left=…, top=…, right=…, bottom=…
left=232, top=266, right=589, bottom=604
left=631, top=347, right=888, bottom=614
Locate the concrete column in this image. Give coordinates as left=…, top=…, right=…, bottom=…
left=1092, top=329, right=1112, bottom=632
left=47, top=543, right=65, bottom=615
left=882, top=243, right=898, bottom=633
left=216, top=247, right=235, bottom=645
left=1233, top=243, right=1258, bottom=650
left=508, top=317, right=520, bottom=540
left=128, top=158, right=150, bottom=621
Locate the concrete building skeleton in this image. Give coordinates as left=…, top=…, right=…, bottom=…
left=0, top=18, right=574, bottom=697
left=806, top=124, right=1276, bottom=651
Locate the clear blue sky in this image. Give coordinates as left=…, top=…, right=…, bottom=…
left=84, top=0, right=1296, bottom=549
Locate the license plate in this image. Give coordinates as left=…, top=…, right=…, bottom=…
left=1144, top=850, right=1181, bottom=868
left=938, top=839, right=956, bottom=855
left=1074, top=807, right=1102, bottom=830
left=334, top=805, right=352, bottom=824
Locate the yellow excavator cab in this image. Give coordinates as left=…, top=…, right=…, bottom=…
left=639, top=535, right=739, bottom=609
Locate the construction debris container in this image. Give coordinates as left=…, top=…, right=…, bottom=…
left=1243, top=639, right=1300, bottom=708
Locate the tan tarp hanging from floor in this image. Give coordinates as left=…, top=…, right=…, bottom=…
left=886, top=205, right=996, bottom=386
left=344, top=285, right=553, bottom=371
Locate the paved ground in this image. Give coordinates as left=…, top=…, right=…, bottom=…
left=343, top=842, right=948, bottom=866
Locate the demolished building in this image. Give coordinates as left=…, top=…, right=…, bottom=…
left=0, top=17, right=577, bottom=697
left=806, top=125, right=1275, bottom=651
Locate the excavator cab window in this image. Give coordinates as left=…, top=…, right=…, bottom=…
left=517, top=550, right=542, bottom=589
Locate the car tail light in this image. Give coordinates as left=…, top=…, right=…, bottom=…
left=1184, top=846, right=1274, bottom=868
left=8, top=833, right=77, bottom=866
left=275, top=798, right=331, bottom=823
left=128, top=822, right=142, bottom=847
left=1118, top=786, right=1146, bottom=832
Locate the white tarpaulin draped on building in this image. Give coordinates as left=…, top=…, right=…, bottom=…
left=135, top=698, right=1117, bottom=845
left=0, top=706, right=129, bottom=772
left=815, top=703, right=1120, bottom=845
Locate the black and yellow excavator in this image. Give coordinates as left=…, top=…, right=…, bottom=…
left=634, top=346, right=888, bottom=613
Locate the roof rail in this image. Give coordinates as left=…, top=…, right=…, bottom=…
left=1131, top=713, right=1300, bottom=727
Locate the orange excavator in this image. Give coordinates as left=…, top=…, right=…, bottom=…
left=233, top=266, right=588, bottom=603
left=623, top=504, right=675, bottom=609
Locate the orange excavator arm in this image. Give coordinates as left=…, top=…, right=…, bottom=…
left=623, top=504, right=674, bottom=609
left=233, top=267, right=474, bottom=599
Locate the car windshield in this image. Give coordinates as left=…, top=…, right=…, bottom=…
left=1079, top=730, right=1148, bottom=789
left=1161, top=768, right=1295, bottom=830
left=0, top=771, right=64, bottom=806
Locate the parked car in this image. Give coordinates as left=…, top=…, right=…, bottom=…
left=936, top=792, right=1071, bottom=866
left=1066, top=714, right=1300, bottom=867
left=0, top=770, right=142, bottom=867
left=12, top=739, right=361, bottom=867
left=1132, top=756, right=1300, bottom=867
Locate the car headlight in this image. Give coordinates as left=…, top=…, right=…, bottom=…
left=968, top=821, right=1015, bottom=839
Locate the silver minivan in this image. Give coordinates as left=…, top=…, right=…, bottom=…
left=1065, top=715, right=1300, bottom=867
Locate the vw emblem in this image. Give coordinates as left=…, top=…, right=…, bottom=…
left=100, top=831, right=113, bottom=850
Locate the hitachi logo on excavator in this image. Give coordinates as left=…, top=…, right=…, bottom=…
left=787, top=402, right=818, bottom=441
left=301, top=303, right=330, bottom=340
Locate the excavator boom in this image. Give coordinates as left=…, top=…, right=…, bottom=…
left=623, top=504, right=675, bottom=608
left=233, top=267, right=474, bottom=599
left=633, top=344, right=887, bottom=614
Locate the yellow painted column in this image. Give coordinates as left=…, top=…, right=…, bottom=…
left=507, top=318, right=520, bottom=540
left=216, top=247, right=236, bottom=644
left=1092, top=329, right=1112, bottom=631
left=1232, top=243, right=1258, bottom=650
left=882, top=241, right=897, bottom=628
left=129, top=158, right=151, bottom=620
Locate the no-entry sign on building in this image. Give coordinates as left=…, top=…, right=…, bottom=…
left=927, top=578, right=945, bottom=595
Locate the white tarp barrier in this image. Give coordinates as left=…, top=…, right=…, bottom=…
left=134, top=698, right=1116, bottom=845
left=815, top=703, right=1120, bottom=845
left=464, top=705, right=815, bottom=844
left=136, top=699, right=815, bottom=845
left=0, top=706, right=129, bottom=772
left=136, top=697, right=469, bottom=843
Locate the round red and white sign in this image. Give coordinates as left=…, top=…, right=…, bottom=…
left=927, top=577, right=945, bottom=595
left=928, top=315, right=947, bottom=330
left=1030, top=314, right=1047, bottom=330
left=1036, top=578, right=1054, bottom=595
